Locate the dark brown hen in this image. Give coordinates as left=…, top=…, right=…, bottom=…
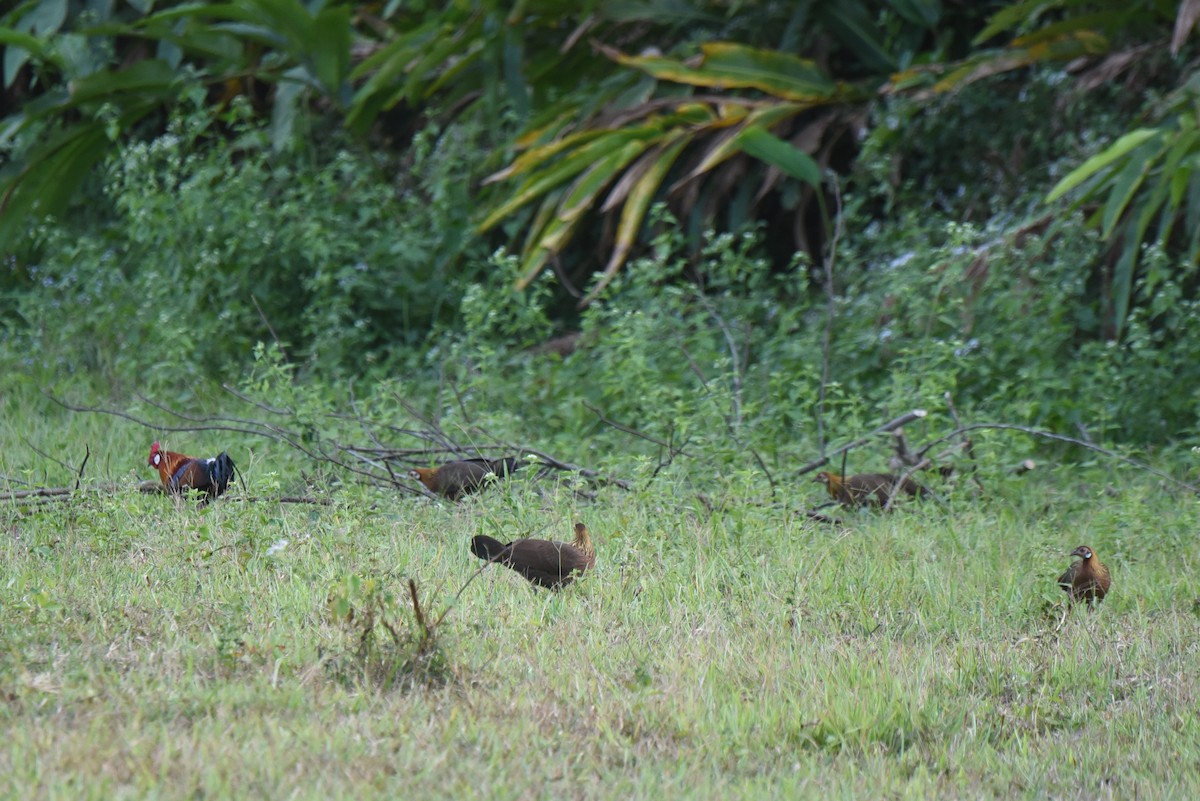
left=1057, top=545, right=1111, bottom=608
left=470, top=522, right=595, bottom=590
left=409, top=457, right=520, bottom=501
left=814, top=471, right=928, bottom=507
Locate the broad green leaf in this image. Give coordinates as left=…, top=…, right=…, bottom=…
left=129, top=3, right=227, bottom=24
left=424, top=40, right=485, bottom=98
left=888, top=0, right=942, bottom=28
left=582, top=137, right=689, bottom=304
left=66, top=59, right=179, bottom=106
left=271, top=66, right=306, bottom=151
left=1022, top=30, right=1108, bottom=61
left=1, top=26, right=48, bottom=88
left=611, top=41, right=835, bottom=101
left=484, top=129, right=613, bottom=185
left=700, top=42, right=836, bottom=96
left=734, top=127, right=822, bottom=187
left=1011, top=12, right=1127, bottom=48
left=1100, top=141, right=1161, bottom=238
left=0, top=101, right=157, bottom=245
left=310, top=3, right=350, bottom=98
left=1138, top=127, right=1199, bottom=245
left=602, top=130, right=688, bottom=212
left=557, top=139, right=650, bottom=222
left=1170, top=158, right=1195, bottom=208
left=25, top=0, right=68, bottom=36
left=1111, top=233, right=1139, bottom=338
left=973, top=0, right=1047, bottom=45
left=516, top=213, right=580, bottom=286
left=519, top=189, right=565, bottom=265
left=683, top=102, right=804, bottom=181
left=1046, top=128, right=1162, bottom=203
left=477, top=133, right=648, bottom=231
left=933, top=31, right=1106, bottom=95
left=816, top=1, right=897, bottom=73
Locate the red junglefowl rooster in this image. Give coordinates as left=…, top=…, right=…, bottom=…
left=148, top=441, right=236, bottom=501
left=470, top=522, right=595, bottom=590
left=1057, top=545, right=1111, bottom=609
left=409, top=457, right=520, bottom=501
left=814, top=470, right=928, bottom=508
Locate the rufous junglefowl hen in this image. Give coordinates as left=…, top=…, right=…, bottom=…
left=814, top=470, right=928, bottom=507
left=409, top=457, right=520, bottom=501
left=1057, top=545, right=1111, bottom=609
left=148, top=441, right=236, bottom=501
left=470, top=522, right=595, bottom=590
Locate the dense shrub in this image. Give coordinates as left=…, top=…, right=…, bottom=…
left=3, top=99, right=489, bottom=390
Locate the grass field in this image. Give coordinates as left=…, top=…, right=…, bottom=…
left=3, top=398, right=1199, bottom=799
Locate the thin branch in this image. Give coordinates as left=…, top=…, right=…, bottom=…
left=583, top=401, right=694, bottom=457
left=0, top=487, right=75, bottom=500
left=503, top=442, right=632, bottom=491
left=916, top=422, right=1199, bottom=494
left=46, top=394, right=270, bottom=440
left=797, top=409, right=928, bottom=476
left=75, top=445, right=90, bottom=491
left=21, top=436, right=76, bottom=476
left=251, top=292, right=289, bottom=362
left=678, top=344, right=712, bottom=392
left=221, top=384, right=294, bottom=416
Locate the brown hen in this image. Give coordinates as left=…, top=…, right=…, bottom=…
left=1057, top=545, right=1111, bottom=608
left=409, top=457, right=520, bottom=501
left=470, top=522, right=595, bottom=590
left=814, top=471, right=928, bottom=507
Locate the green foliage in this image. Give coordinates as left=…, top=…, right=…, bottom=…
left=325, top=572, right=449, bottom=691
left=1046, top=70, right=1200, bottom=337
left=5, top=104, right=489, bottom=386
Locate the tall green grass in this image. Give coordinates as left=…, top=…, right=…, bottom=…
left=3, top=397, right=1198, bottom=799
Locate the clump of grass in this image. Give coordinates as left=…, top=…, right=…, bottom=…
left=325, top=575, right=452, bottom=692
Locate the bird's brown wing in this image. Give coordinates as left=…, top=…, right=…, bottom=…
left=437, top=460, right=501, bottom=500
left=1057, top=562, right=1079, bottom=595
left=501, top=539, right=593, bottom=588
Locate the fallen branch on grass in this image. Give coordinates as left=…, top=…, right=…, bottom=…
left=45, top=387, right=633, bottom=498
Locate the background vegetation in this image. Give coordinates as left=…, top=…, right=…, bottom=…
left=3, top=1, right=1200, bottom=797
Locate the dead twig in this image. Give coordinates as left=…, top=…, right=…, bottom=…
left=75, top=445, right=90, bottom=491
left=797, top=409, right=928, bottom=476
left=584, top=401, right=693, bottom=457
left=0, top=487, right=75, bottom=501
left=917, top=422, right=1199, bottom=494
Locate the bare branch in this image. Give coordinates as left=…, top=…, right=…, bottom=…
left=76, top=445, right=90, bottom=491
left=583, top=401, right=693, bottom=457
left=250, top=292, right=289, bottom=362
left=916, top=422, right=1199, bottom=494
left=797, top=409, right=928, bottom=476
left=221, top=384, right=294, bottom=416
left=0, top=487, right=75, bottom=500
